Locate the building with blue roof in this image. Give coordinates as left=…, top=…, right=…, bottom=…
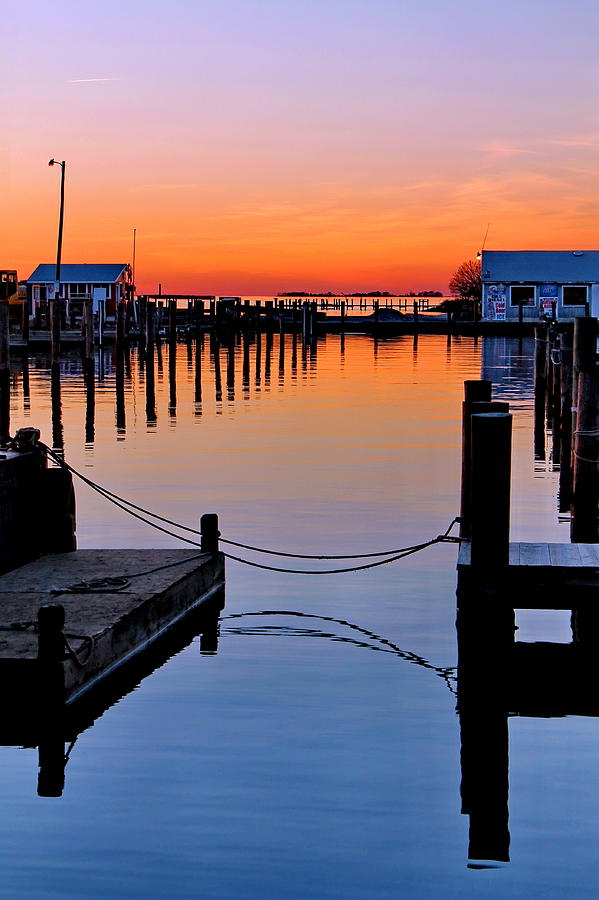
left=481, top=250, right=599, bottom=321
left=26, top=263, right=132, bottom=320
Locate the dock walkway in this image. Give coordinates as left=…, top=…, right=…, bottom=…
left=0, top=548, right=224, bottom=704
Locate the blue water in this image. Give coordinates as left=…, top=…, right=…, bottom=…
left=2, top=334, right=596, bottom=898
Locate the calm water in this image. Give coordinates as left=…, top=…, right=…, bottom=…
left=3, top=333, right=596, bottom=899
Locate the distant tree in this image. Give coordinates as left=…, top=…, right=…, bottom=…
left=448, top=259, right=482, bottom=302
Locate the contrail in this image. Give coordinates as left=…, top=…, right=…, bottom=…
left=68, top=77, right=120, bottom=83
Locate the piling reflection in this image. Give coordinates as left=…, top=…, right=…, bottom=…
left=457, top=576, right=599, bottom=867
left=3, top=591, right=224, bottom=799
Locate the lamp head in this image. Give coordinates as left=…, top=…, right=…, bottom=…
left=48, top=159, right=55, bottom=166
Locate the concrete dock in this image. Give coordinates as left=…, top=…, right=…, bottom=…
left=0, top=548, right=225, bottom=706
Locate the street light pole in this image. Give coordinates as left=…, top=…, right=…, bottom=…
left=48, top=159, right=65, bottom=281
left=48, top=159, right=65, bottom=364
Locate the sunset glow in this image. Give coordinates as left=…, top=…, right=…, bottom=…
left=3, top=0, right=599, bottom=293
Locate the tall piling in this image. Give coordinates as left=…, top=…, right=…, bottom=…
left=0, top=301, right=9, bottom=446
left=534, top=324, right=548, bottom=459
left=571, top=317, right=598, bottom=540
left=558, top=330, right=573, bottom=510
left=459, top=380, right=492, bottom=538
left=470, top=412, right=512, bottom=572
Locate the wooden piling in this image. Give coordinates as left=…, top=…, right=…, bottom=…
left=341, top=300, right=346, bottom=333
left=83, top=299, right=94, bottom=364
left=194, top=334, right=202, bottom=404
left=413, top=300, right=419, bottom=328
left=168, top=300, right=177, bottom=343
left=552, top=339, right=562, bottom=463
left=0, top=301, right=9, bottom=446
left=470, top=412, right=512, bottom=572
left=116, top=299, right=126, bottom=353
left=459, top=380, right=492, bottom=538
left=146, top=301, right=156, bottom=355
left=571, top=366, right=599, bottom=542
left=200, top=513, right=220, bottom=554
left=534, top=324, right=548, bottom=460
left=559, top=330, right=573, bottom=510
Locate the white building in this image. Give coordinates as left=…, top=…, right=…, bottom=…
left=481, top=250, right=599, bottom=321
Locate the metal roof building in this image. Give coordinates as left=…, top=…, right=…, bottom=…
left=27, top=264, right=129, bottom=284
left=26, top=263, right=132, bottom=314
left=481, top=250, right=599, bottom=321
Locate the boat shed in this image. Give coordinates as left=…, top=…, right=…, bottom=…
left=26, top=263, right=132, bottom=319
left=481, top=250, right=599, bottom=321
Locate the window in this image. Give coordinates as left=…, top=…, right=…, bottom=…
left=510, top=285, right=535, bottom=306
left=562, top=284, right=588, bottom=306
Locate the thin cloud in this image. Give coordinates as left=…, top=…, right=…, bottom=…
left=68, top=77, right=120, bottom=83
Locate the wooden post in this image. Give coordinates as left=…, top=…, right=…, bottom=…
left=116, top=299, right=126, bottom=353
left=168, top=300, right=177, bottom=343
left=470, top=412, right=512, bottom=571
left=559, top=330, right=574, bottom=511
left=571, top=318, right=597, bottom=515
left=200, top=513, right=220, bottom=553
left=310, top=301, right=318, bottom=336
left=374, top=300, right=379, bottom=330
left=534, top=324, right=548, bottom=459
left=302, top=301, right=309, bottom=339
left=36, top=602, right=66, bottom=798
left=146, top=301, right=156, bottom=353
left=571, top=364, right=599, bottom=542
left=460, top=380, right=493, bottom=538
left=0, top=301, right=9, bottom=446
left=552, top=338, right=562, bottom=463
left=194, top=300, right=204, bottom=332
left=22, top=294, right=30, bottom=346
left=83, top=298, right=94, bottom=364
left=413, top=300, right=419, bottom=327
left=341, top=300, right=346, bottom=333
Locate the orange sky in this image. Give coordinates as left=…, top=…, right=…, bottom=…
left=3, top=1, right=599, bottom=294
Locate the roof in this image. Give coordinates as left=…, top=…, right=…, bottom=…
left=27, top=264, right=128, bottom=284
left=482, top=250, right=599, bottom=283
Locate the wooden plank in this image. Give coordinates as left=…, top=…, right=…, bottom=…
left=577, top=544, right=599, bottom=567
left=549, top=543, right=582, bottom=567
left=519, top=542, right=550, bottom=567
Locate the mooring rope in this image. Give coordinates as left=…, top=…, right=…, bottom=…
left=38, top=442, right=461, bottom=573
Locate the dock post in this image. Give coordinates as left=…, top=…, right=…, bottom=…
left=83, top=298, right=94, bottom=365
left=470, top=412, right=512, bottom=571
left=37, top=603, right=66, bottom=797
left=559, top=330, right=573, bottom=510
left=168, top=300, right=177, bottom=342
left=552, top=336, right=562, bottom=463
left=571, top=366, right=599, bottom=542
left=534, top=324, right=548, bottom=459
left=459, top=380, right=492, bottom=538
left=374, top=300, right=379, bottom=330
left=341, top=300, right=346, bottom=333
left=310, top=301, right=318, bottom=336
left=413, top=300, right=419, bottom=329
left=0, top=300, right=9, bottom=446
left=146, top=301, right=156, bottom=354
left=200, top=513, right=220, bottom=554
left=116, top=299, right=126, bottom=353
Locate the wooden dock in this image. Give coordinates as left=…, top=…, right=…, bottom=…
left=458, top=540, right=599, bottom=605
left=0, top=548, right=224, bottom=706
